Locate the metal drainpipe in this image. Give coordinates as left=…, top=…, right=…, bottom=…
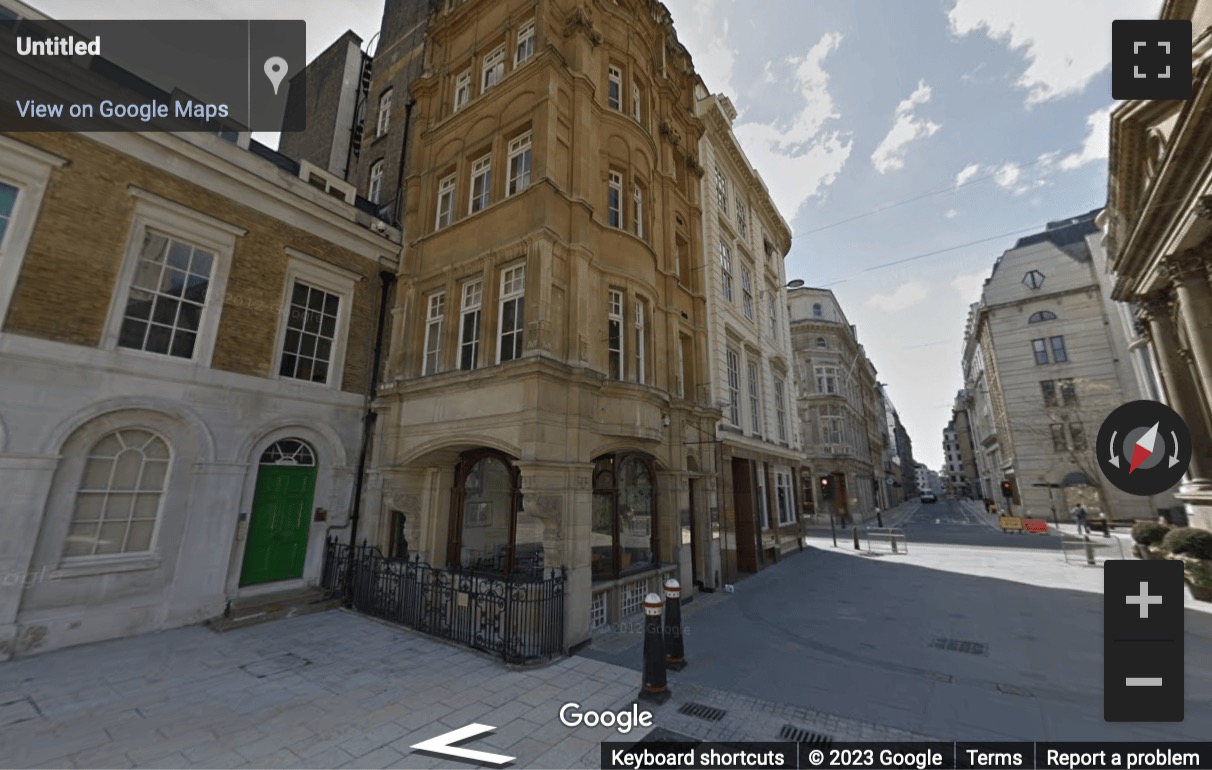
left=345, top=269, right=398, bottom=597
left=390, top=98, right=415, bottom=227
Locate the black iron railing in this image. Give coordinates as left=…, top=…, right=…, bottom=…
left=321, top=538, right=566, bottom=664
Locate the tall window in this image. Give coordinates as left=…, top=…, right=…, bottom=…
left=676, top=238, right=690, bottom=282
left=368, top=160, right=384, bottom=204
left=454, top=69, right=471, bottom=110
left=720, top=242, right=733, bottom=302
left=1050, top=335, right=1068, bottom=363
left=632, top=82, right=642, bottom=121
left=741, top=265, right=753, bottom=320
left=1059, top=378, right=1077, bottom=406
left=470, top=154, right=491, bottom=213
left=1070, top=422, right=1087, bottom=450
left=818, top=405, right=843, bottom=445
left=279, top=282, right=341, bottom=384
left=634, top=298, right=648, bottom=384
left=0, top=181, right=14, bottom=247
left=1040, top=379, right=1057, bottom=407
left=481, top=46, right=505, bottom=93
left=118, top=231, right=215, bottom=360
left=815, top=365, right=837, bottom=394
left=736, top=200, right=748, bottom=239
left=376, top=89, right=392, bottom=137
left=422, top=291, right=445, bottom=375
left=459, top=279, right=482, bottom=371
left=435, top=173, right=455, bottom=230
left=768, top=295, right=778, bottom=339
left=676, top=336, right=686, bottom=398
left=591, top=453, right=658, bottom=580
left=747, top=360, right=762, bottom=436
left=776, top=472, right=794, bottom=525
left=715, top=167, right=728, bottom=210
left=607, top=171, right=622, bottom=228
left=774, top=378, right=788, bottom=442
left=812, top=303, right=823, bottom=318
left=632, top=184, right=643, bottom=238
left=1031, top=338, right=1049, bottom=365
left=1051, top=423, right=1067, bottom=451
left=607, top=65, right=622, bottom=110
left=498, top=264, right=524, bottom=363
left=608, top=289, right=624, bottom=379
left=66, top=429, right=169, bottom=558
left=506, top=132, right=531, bottom=196
left=515, top=20, right=535, bottom=65
left=726, top=348, right=741, bottom=425
left=450, top=450, right=543, bottom=577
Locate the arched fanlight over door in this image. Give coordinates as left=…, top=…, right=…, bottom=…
left=260, top=439, right=316, bottom=466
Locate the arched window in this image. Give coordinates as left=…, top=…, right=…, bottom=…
left=591, top=453, right=658, bottom=580
left=260, top=439, right=315, bottom=465
left=812, top=303, right=823, bottom=318
left=65, top=429, right=170, bottom=558
left=816, top=337, right=828, bottom=349
left=448, top=449, right=545, bottom=577
left=1028, top=310, right=1057, bottom=324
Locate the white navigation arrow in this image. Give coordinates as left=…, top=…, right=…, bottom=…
left=411, top=723, right=514, bottom=766
left=1108, top=430, right=1120, bottom=468
left=1170, top=430, right=1181, bottom=468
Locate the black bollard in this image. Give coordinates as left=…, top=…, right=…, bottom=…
left=638, top=592, right=670, bottom=703
left=663, top=578, right=687, bottom=671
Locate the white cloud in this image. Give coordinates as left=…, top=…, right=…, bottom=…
left=955, top=163, right=982, bottom=186
left=866, top=280, right=929, bottom=312
left=870, top=81, right=942, bottom=174
left=733, top=33, right=853, bottom=224
left=950, top=271, right=987, bottom=302
left=993, top=162, right=1022, bottom=189
left=944, top=208, right=959, bottom=219
left=664, top=0, right=737, bottom=100
left=947, top=0, right=1158, bottom=105
left=762, top=61, right=776, bottom=84
left=1059, top=106, right=1112, bottom=170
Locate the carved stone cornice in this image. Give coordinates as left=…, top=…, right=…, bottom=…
left=1135, top=291, right=1172, bottom=324
left=1196, top=195, right=1212, bottom=221
left=1162, top=249, right=1210, bottom=286
left=563, top=5, right=602, bottom=46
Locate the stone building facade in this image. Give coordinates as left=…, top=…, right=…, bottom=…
left=363, top=0, right=721, bottom=647
left=0, top=126, right=400, bottom=659
left=695, top=90, right=800, bottom=582
left=788, top=287, right=886, bottom=526
left=1106, top=0, right=1212, bottom=530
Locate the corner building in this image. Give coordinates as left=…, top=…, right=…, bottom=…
left=369, top=0, right=720, bottom=648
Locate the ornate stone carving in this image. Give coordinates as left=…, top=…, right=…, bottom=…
left=564, top=5, right=602, bottom=46
left=1196, top=195, right=1212, bottom=221
left=1162, top=251, right=1208, bottom=286
left=388, top=492, right=421, bottom=516
left=659, top=119, right=681, bottom=146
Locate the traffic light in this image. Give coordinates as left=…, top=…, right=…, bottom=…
left=1001, top=480, right=1014, bottom=498
left=819, top=475, right=833, bottom=501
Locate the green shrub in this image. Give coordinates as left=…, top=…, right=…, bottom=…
left=1131, top=521, right=1169, bottom=546
left=1161, top=527, right=1212, bottom=560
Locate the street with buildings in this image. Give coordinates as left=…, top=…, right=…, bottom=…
left=1, top=0, right=1212, bottom=767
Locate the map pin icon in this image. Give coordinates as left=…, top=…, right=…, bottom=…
left=264, top=56, right=289, bottom=95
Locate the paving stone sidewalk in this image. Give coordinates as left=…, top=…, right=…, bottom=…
left=0, top=608, right=930, bottom=770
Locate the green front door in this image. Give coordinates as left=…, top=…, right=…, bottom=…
left=240, top=464, right=317, bottom=586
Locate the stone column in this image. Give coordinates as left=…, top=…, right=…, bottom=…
left=1166, top=250, right=1212, bottom=416
left=1138, top=294, right=1212, bottom=498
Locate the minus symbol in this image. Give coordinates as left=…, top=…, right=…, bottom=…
left=1125, top=677, right=1163, bottom=686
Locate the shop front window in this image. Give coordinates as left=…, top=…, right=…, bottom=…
left=448, top=450, right=545, bottom=577
left=591, top=453, right=658, bottom=580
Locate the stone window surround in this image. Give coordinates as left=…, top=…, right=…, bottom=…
left=270, top=248, right=358, bottom=389
left=101, top=188, right=245, bottom=369
left=0, top=135, right=67, bottom=327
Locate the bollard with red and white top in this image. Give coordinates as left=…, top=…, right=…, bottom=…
left=663, top=578, right=687, bottom=671
left=638, top=592, right=671, bottom=703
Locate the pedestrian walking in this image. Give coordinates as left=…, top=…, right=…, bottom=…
left=1072, top=503, right=1090, bottom=534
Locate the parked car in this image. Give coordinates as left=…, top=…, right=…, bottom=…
left=919, top=489, right=938, bottom=503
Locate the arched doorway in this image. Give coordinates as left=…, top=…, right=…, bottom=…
left=240, top=439, right=317, bottom=586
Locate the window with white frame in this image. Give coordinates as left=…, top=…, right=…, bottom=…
left=736, top=199, right=748, bottom=240
left=376, top=89, right=392, bottom=137
left=498, top=264, right=525, bottom=363
left=815, top=365, right=838, bottom=394
left=607, top=65, right=622, bottom=110
left=720, top=242, right=733, bottom=302
left=715, top=167, right=728, bottom=210
left=608, top=289, right=624, bottom=379
left=632, top=184, right=643, bottom=238
left=454, top=68, right=471, bottom=110
left=632, top=82, right=642, bottom=122
left=726, top=348, right=740, bottom=425
left=634, top=298, right=648, bottom=384
left=741, top=265, right=753, bottom=320
left=422, top=291, right=445, bottom=375
left=117, top=231, right=217, bottom=360
left=65, top=428, right=169, bottom=558
left=368, top=160, right=384, bottom=204
left=515, top=20, right=535, bottom=65
left=482, top=46, right=505, bottom=93
left=459, top=279, right=482, bottom=371
left=470, top=154, right=491, bottom=213
left=775, top=471, right=794, bottom=524
left=747, top=360, right=762, bottom=436
left=506, top=132, right=531, bottom=196
left=607, top=170, right=622, bottom=228
left=279, top=280, right=344, bottom=384
left=435, top=173, right=455, bottom=230
left=774, top=378, right=788, bottom=442
left=818, top=404, right=843, bottom=445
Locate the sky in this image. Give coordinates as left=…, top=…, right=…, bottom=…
left=33, top=0, right=1164, bottom=469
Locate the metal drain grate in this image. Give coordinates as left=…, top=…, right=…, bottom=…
left=779, top=724, right=832, bottom=746
left=678, top=702, right=727, bottom=721
left=240, top=652, right=311, bottom=678
left=930, top=637, right=988, bottom=656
